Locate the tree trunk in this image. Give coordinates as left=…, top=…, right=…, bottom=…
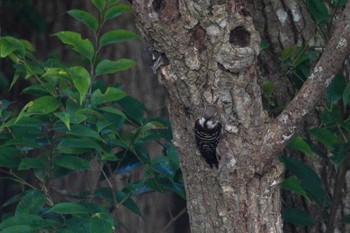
left=132, top=0, right=350, bottom=232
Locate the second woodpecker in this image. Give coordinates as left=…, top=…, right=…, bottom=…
left=194, top=105, right=222, bottom=168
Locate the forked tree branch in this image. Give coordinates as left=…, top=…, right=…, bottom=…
left=261, top=1, right=350, bottom=158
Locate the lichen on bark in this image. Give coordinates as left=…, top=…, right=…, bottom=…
left=132, top=0, right=350, bottom=232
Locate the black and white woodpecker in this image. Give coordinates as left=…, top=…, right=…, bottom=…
left=194, top=105, right=222, bottom=168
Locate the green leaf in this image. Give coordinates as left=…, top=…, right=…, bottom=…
left=123, top=182, right=151, bottom=196
left=91, top=87, right=127, bottom=105
left=331, top=143, right=350, bottom=168
left=132, top=145, right=150, bottom=163
left=108, top=0, right=119, bottom=4
left=287, top=136, right=313, bottom=155
left=48, top=202, right=89, bottom=215
left=99, top=106, right=126, bottom=119
left=104, top=4, right=132, bottom=21
left=136, top=121, right=171, bottom=143
left=68, top=9, right=99, bottom=32
left=321, top=105, right=342, bottom=127
left=281, top=156, right=330, bottom=207
left=18, top=158, right=45, bottom=170
left=91, top=216, right=114, bottom=233
left=116, top=191, right=143, bottom=217
left=262, top=81, right=274, bottom=101
left=101, top=152, right=118, bottom=161
left=343, top=83, right=350, bottom=108
left=9, top=69, right=21, bottom=90
left=54, top=112, right=71, bottom=130
left=68, top=125, right=102, bottom=140
left=54, top=31, right=94, bottom=60
left=70, top=112, right=88, bottom=124
left=99, top=30, right=138, bottom=48
left=309, top=127, right=338, bottom=149
left=27, top=96, right=61, bottom=114
left=0, top=214, right=44, bottom=231
left=58, top=138, right=102, bottom=151
left=344, top=214, right=350, bottom=223
left=118, top=96, right=144, bottom=124
left=13, top=102, right=31, bottom=124
left=260, top=41, right=270, bottom=50
left=55, top=155, right=91, bottom=170
left=95, top=59, right=137, bottom=76
left=16, top=190, right=46, bottom=215
left=0, top=36, right=25, bottom=58
left=62, top=216, right=90, bottom=232
left=68, top=66, right=91, bottom=105
left=326, top=74, right=345, bottom=103
left=22, top=84, right=51, bottom=96
left=0, top=147, right=21, bottom=168
left=92, top=0, right=107, bottom=12
left=0, top=225, right=37, bottom=233
left=282, top=176, right=309, bottom=199
left=306, top=0, right=329, bottom=25
left=282, top=208, right=315, bottom=226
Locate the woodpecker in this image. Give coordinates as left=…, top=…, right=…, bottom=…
left=194, top=105, right=222, bottom=168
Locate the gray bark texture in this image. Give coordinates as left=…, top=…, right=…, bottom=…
left=132, top=0, right=350, bottom=232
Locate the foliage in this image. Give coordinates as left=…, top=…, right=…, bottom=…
left=282, top=73, right=350, bottom=227
left=0, top=1, right=184, bottom=232
left=262, top=0, right=350, bottom=230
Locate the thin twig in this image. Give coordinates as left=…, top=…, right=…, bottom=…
left=158, top=207, right=187, bottom=233
left=326, top=154, right=350, bottom=233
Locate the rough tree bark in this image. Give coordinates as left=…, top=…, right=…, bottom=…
left=132, top=0, right=350, bottom=232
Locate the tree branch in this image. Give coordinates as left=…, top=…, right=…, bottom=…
left=261, top=2, right=350, bottom=159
